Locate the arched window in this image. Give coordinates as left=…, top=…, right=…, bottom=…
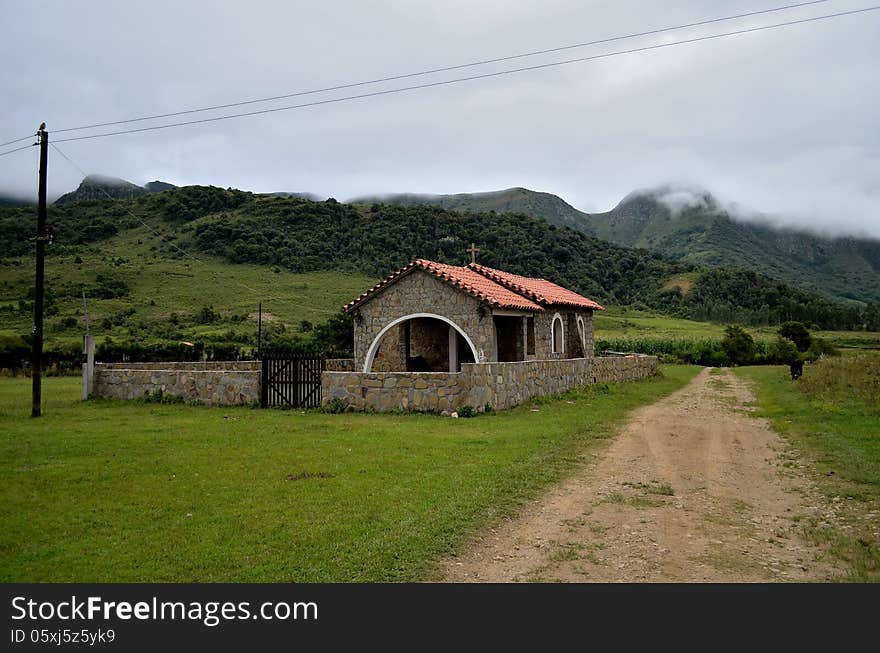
left=551, top=314, right=564, bottom=354
left=576, top=316, right=587, bottom=356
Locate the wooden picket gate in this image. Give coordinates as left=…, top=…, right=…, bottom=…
left=260, top=355, right=325, bottom=408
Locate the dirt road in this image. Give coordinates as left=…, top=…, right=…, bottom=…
left=442, top=367, right=839, bottom=582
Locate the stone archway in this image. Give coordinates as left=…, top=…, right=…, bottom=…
left=363, top=313, right=480, bottom=373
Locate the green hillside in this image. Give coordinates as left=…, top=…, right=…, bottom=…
left=355, top=185, right=880, bottom=305
left=586, top=189, right=880, bottom=304
left=1, top=183, right=876, bottom=367
left=55, top=175, right=176, bottom=205
left=351, top=187, right=593, bottom=233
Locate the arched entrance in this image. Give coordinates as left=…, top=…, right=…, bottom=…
left=363, top=313, right=479, bottom=373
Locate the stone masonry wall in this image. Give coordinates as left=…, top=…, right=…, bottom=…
left=93, top=361, right=260, bottom=406
left=463, top=358, right=591, bottom=411
left=352, top=270, right=496, bottom=370
left=322, top=355, right=657, bottom=413
left=323, top=371, right=463, bottom=413
left=593, top=355, right=658, bottom=384
left=533, top=309, right=594, bottom=360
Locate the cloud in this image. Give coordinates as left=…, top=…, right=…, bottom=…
left=1, top=0, right=878, bottom=236
left=650, top=185, right=716, bottom=216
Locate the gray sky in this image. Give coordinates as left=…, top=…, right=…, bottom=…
left=2, top=0, right=878, bottom=236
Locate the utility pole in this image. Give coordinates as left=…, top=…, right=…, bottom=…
left=31, top=125, right=48, bottom=417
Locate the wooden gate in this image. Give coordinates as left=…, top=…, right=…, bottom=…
left=261, top=355, right=325, bottom=408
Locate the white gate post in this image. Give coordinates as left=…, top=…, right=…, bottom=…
left=82, top=335, right=95, bottom=400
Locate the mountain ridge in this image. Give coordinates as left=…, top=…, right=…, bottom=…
left=40, top=175, right=880, bottom=304
left=1, top=183, right=874, bottom=332
left=54, top=175, right=177, bottom=204
left=351, top=185, right=880, bottom=304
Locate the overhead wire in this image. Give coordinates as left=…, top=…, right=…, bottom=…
left=49, top=0, right=834, bottom=135
left=7, top=2, right=876, bottom=326
left=0, top=134, right=37, bottom=148
left=0, top=143, right=36, bottom=158
left=49, top=5, right=880, bottom=145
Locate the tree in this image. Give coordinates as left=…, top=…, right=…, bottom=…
left=312, top=312, right=354, bottom=357
left=721, top=325, right=756, bottom=365
left=768, top=336, right=799, bottom=364
left=778, top=321, right=811, bottom=352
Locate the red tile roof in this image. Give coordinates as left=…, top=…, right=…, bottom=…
left=344, top=259, right=603, bottom=313
left=468, top=263, right=605, bottom=311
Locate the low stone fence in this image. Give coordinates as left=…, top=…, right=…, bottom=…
left=89, top=355, right=658, bottom=411
left=322, top=371, right=463, bottom=413
left=92, top=361, right=261, bottom=406
left=322, top=355, right=657, bottom=413
left=593, top=355, right=659, bottom=384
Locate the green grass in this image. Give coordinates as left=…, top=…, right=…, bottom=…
left=0, top=226, right=374, bottom=347
left=0, top=366, right=700, bottom=582
left=594, top=307, right=729, bottom=340
left=594, top=307, right=880, bottom=351
left=734, top=356, right=880, bottom=581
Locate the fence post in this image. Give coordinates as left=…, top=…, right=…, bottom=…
left=260, top=356, right=268, bottom=408
left=81, top=334, right=95, bottom=400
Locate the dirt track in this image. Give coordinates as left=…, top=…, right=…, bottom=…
left=442, top=368, right=839, bottom=582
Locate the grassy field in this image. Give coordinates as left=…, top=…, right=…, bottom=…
left=595, top=306, right=880, bottom=350
left=3, top=234, right=877, bottom=354
left=0, top=366, right=699, bottom=582
left=595, top=307, right=729, bottom=340
left=734, top=354, right=880, bottom=581
left=3, top=231, right=877, bottom=361
left=0, top=226, right=375, bottom=347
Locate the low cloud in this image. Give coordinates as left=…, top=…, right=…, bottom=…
left=1, top=1, right=878, bottom=238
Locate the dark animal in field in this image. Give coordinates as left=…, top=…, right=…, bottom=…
left=790, top=359, right=804, bottom=380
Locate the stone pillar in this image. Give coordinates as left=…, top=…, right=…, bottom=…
left=81, top=334, right=95, bottom=400
left=448, top=325, right=458, bottom=372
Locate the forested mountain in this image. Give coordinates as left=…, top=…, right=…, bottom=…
left=350, top=187, right=592, bottom=232
left=54, top=175, right=176, bottom=204
left=261, top=191, right=324, bottom=201
left=0, top=183, right=872, bottom=330
left=587, top=188, right=880, bottom=303
left=354, top=185, right=880, bottom=304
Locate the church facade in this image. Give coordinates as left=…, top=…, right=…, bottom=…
left=345, top=259, right=604, bottom=374
left=321, top=257, right=657, bottom=413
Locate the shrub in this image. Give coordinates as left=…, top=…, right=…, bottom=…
left=458, top=405, right=477, bottom=418
left=778, top=321, right=812, bottom=352
left=324, top=397, right=346, bottom=414
left=805, top=337, right=839, bottom=361
left=195, top=306, right=219, bottom=324
left=767, top=336, right=800, bottom=365
left=56, top=316, right=79, bottom=330
left=721, top=325, right=756, bottom=366
left=141, top=389, right=185, bottom=404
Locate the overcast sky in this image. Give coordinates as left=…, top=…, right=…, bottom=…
left=1, top=0, right=878, bottom=236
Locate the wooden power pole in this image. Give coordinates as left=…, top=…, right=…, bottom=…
left=31, top=125, right=48, bottom=417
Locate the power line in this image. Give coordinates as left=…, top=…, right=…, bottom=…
left=0, top=143, right=36, bottom=158
left=0, top=134, right=36, bottom=148
left=50, top=0, right=833, bottom=135
left=50, top=5, right=880, bottom=145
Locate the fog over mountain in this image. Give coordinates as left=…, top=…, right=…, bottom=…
left=1, top=1, right=878, bottom=236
